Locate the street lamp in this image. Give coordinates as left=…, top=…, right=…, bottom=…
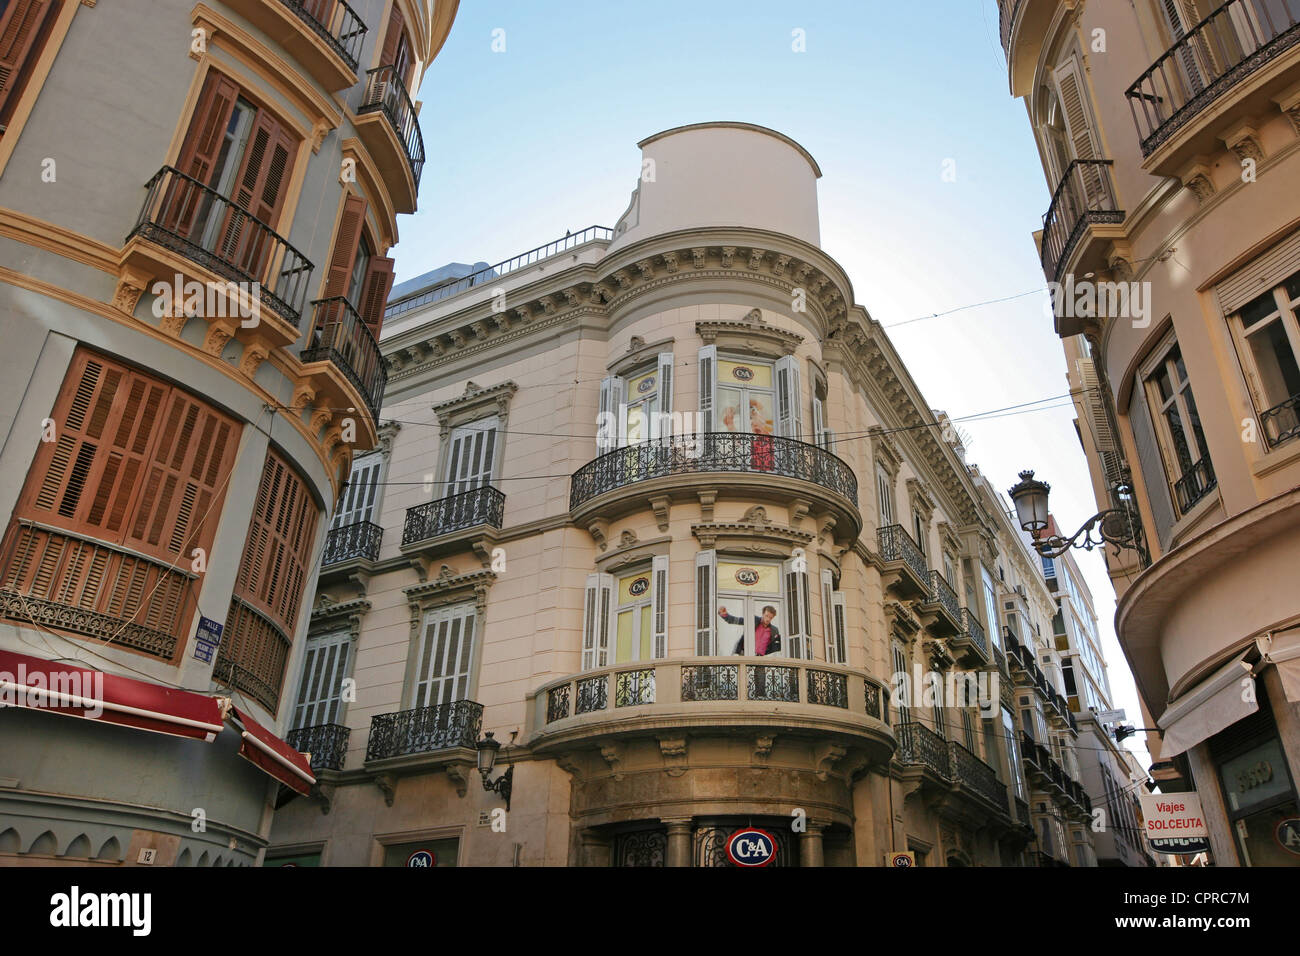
left=1008, top=469, right=1147, bottom=562
left=476, top=730, right=514, bottom=811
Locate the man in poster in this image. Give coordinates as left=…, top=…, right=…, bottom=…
left=719, top=604, right=782, bottom=656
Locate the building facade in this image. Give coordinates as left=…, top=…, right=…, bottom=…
left=0, top=0, right=458, bottom=865
left=267, top=122, right=1098, bottom=866
left=1001, top=0, right=1300, bottom=865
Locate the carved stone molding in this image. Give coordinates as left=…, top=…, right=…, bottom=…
left=433, top=380, right=518, bottom=436
left=869, top=425, right=904, bottom=478
left=658, top=737, right=688, bottom=776
left=691, top=518, right=814, bottom=554
left=444, top=761, right=473, bottom=799
left=754, top=734, right=776, bottom=760
left=696, top=311, right=803, bottom=357
left=600, top=742, right=625, bottom=780
left=375, top=772, right=397, bottom=807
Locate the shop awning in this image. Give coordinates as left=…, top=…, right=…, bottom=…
left=1263, top=628, right=1300, bottom=703
left=1158, top=652, right=1257, bottom=758
left=229, top=705, right=315, bottom=796
left=0, top=648, right=224, bottom=741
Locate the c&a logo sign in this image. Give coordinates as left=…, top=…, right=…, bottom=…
left=726, top=828, right=776, bottom=867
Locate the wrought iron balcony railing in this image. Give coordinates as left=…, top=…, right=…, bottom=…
left=928, top=570, right=961, bottom=621
left=1015, top=795, right=1032, bottom=827
left=402, top=486, right=505, bottom=546
left=287, top=722, right=351, bottom=771
left=1041, top=159, right=1123, bottom=284
left=358, top=64, right=425, bottom=188
left=1173, top=454, right=1217, bottom=513
left=569, top=433, right=858, bottom=511
left=0, top=521, right=194, bottom=661
left=1125, top=0, right=1300, bottom=156
left=280, top=0, right=367, bottom=71
left=322, top=519, right=382, bottom=565
left=877, top=524, right=927, bottom=581
left=682, top=663, right=740, bottom=701
left=1260, top=391, right=1300, bottom=448
left=949, top=740, right=1007, bottom=809
left=129, top=166, right=315, bottom=328
left=302, top=297, right=386, bottom=420
left=365, top=700, right=483, bottom=761
left=896, top=721, right=951, bottom=779
left=959, top=608, right=989, bottom=658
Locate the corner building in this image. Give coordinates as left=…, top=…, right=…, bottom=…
left=0, top=0, right=458, bottom=865
left=1000, top=0, right=1300, bottom=865
left=269, top=123, right=1089, bottom=867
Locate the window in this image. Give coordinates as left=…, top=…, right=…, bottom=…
left=811, top=393, right=834, bottom=449
left=0, top=349, right=239, bottom=658
left=292, top=629, right=351, bottom=729
left=692, top=552, right=811, bottom=659
left=215, top=449, right=320, bottom=713
left=876, top=464, right=895, bottom=526
left=961, top=706, right=977, bottom=752
left=586, top=556, right=668, bottom=668
left=0, top=0, right=64, bottom=136
left=1141, top=336, right=1216, bottom=515
left=697, top=347, right=802, bottom=440
left=1230, top=269, right=1300, bottom=448
left=598, top=353, right=673, bottom=452
left=819, top=569, right=848, bottom=665
left=1003, top=706, right=1026, bottom=801
left=332, top=452, right=382, bottom=529
left=380, top=1, right=415, bottom=88
left=932, top=676, right=947, bottom=739
left=912, top=510, right=927, bottom=559
left=444, top=418, right=498, bottom=496
left=320, top=193, right=395, bottom=337
left=943, top=553, right=956, bottom=588
left=893, top=642, right=911, bottom=724
left=982, top=566, right=1001, bottom=651
left=411, top=602, right=475, bottom=708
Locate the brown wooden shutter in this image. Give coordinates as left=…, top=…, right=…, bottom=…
left=0, top=0, right=58, bottom=125
left=357, top=256, right=395, bottom=336
left=177, top=71, right=240, bottom=187
left=324, top=194, right=368, bottom=299
left=380, top=3, right=406, bottom=67
left=219, top=108, right=298, bottom=277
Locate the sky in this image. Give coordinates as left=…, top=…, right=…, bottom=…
left=396, top=0, right=1151, bottom=773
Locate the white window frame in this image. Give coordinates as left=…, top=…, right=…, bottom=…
left=1229, top=272, right=1300, bottom=445
left=1140, top=332, right=1210, bottom=513
left=444, top=416, right=499, bottom=497
left=411, top=602, right=476, bottom=709
left=292, top=628, right=352, bottom=729
left=332, top=451, right=384, bottom=529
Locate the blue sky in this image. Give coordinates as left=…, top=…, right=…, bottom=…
left=400, top=0, right=1150, bottom=772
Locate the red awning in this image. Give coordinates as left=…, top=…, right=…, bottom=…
left=0, top=648, right=224, bottom=741
left=229, top=705, right=315, bottom=795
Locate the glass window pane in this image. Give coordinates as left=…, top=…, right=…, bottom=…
left=1246, top=317, right=1300, bottom=409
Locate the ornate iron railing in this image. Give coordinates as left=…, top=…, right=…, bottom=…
left=864, top=681, right=882, bottom=720
left=129, top=166, right=315, bottom=328
left=682, top=664, right=739, bottom=701
left=302, top=297, right=386, bottom=421
left=1015, top=796, right=1032, bottom=827
left=877, top=524, right=927, bottom=581
left=747, top=664, right=797, bottom=702
left=1041, top=159, right=1123, bottom=284
left=386, top=226, right=614, bottom=319
left=546, top=683, right=570, bottom=722
left=280, top=0, right=367, bottom=70
left=615, top=668, right=655, bottom=707
left=1125, top=0, right=1300, bottom=155
left=950, top=740, right=1007, bottom=808
left=570, top=433, right=857, bottom=510
left=358, top=64, right=425, bottom=187
left=959, top=608, right=988, bottom=658
left=928, top=570, right=961, bottom=621
left=0, top=522, right=194, bottom=660
left=1260, top=391, right=1300, bottom=448
left=1173, top=454, right=1217, bottom=513
left=365, top=700, right=483, bottom=760
left=896, top=721, right=951, bottom=778
left=575, top=675, right=607, bottom=714
left=807, top=669, right=848, bottom=708
left=402, top=486, right=505, bottom=546
left=322, top=519, right=382, bottom=565
left=999, top=0, right=1025, bottom=55
left=287, top=722, right=350, bottom=771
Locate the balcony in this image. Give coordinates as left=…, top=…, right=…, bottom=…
left=1173, top=454, right=1218, bottom=514
left=125, top=166, right=315, bottom=336
left=365, top=700, right=483, bottom=764
left=355, top=65, right=425, bottom=214
left=876, top=525, right=928, bottom=599
left=951, top=608, right=990, bottom=666
left=569, top=433, right=860, bottom=538
left=0, top=521, right=195, bottom=661
left=529, top=658, right=893, bottom=760
left=1014, top=795, right=1032, bottom=828
left=949, top=739, right=1008, bottom=812
left=1041, top=161, right=1125, bottom=326
left=1126, top=0, right=1300, bottom=173
left=321, top=519, right=382, bottom=568
left=918, top=570, right=961, bottom=637
left=301, top=297, right=387, bottom=421
left=287, top=722, right=351, bottom=772
left=895, top=721, right=951, bottom=779
left=224, top=0, right=366, bottom=91
left=401, top=486, right=505, bottom=552
left=1260, top=392, right=1300, bottom=448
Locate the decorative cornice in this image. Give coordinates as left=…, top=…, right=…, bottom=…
left=696, top=307, right=803, bottom=356
left=432, top=380, right=518, bottom=433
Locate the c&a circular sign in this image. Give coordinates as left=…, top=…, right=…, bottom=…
left=730, top=365, right=755, bottom=382
left=727, top=828, right=776, bottom=867
left=406, top=849, right=436, bottom=867
left=734, top=568, right=760, bottom=587
left=628, top=576, right=650, bottom=597
left=637, top=375, right=656, bottom=393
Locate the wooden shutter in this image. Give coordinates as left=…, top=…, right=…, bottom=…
left=820, top=568, right=836, bottom=662
left=1128, top=383, right=1176, bottom=553
left=697, top=345, right=716, bottom=433
left=357, top=255, right=395, bottom=336
left=324, top=194, right=368, bottom=299
left=293, top=629, right=351, bottom=728
left=651, top=554, right=669, bottom=659
left=380, top=3, right=406, bottom=66
left=444, top=418, right=497, bottom=496
left=581, top=572, right=613, bottom=670
left=775, top=354, right=802, bottom=440
left=332, top=453, right=381, bottom=528
left=597, top=375, right=625, bottom=453
left=655, top=352, right=674, bottom=440
left=177, top=71, right=240, bottom=187
left=831, top=592, right=848, bottom=667
left=218, top=109, right=296, bottom=279
left=0, top=0, right=59, bottom=124
left=19, top=350, right=237, bottom=564
left=234, top=448, right=320, bottom=638
left=694, top=550, right=716, bottom=656
left=782, top=557, right=812, bottom=660
left=412, top=603, right=475, bottom=708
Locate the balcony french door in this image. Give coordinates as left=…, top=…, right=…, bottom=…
left=444, top=418, right=497, bottom=497
left=411, top=603, right=475, bottom=708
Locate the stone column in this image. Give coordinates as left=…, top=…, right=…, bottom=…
left=663, top=817, right=694, bottom=867
left=799, top=822, right=826, bottom=867
left=580, top=831, right=611, bottom=867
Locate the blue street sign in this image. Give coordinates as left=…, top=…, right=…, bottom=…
left=196, top=616, right=224, bottom=646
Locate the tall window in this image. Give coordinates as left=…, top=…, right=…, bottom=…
left=912, top=509, right=927, bottom=559
left=0, top=0, right=64, bottom=136
left=380, top=1, right=415, bottom=88
left=692, top=552, right=811, bottom=659
left=586, top=556, right=668, bottom=667
left=1142, top=336, right=1216, bottom=514
left=444, top=418, right=498, bottom=496
left=876, top=464, right=895, bottom=526
left=292, top=629, right=351, bottom=729
left=893, top=642, right=910, bottom=724
left=0, top=349, right=239, bottom=659
left=332, top=452, right=382, bottom=529
left=1230, top=269, right=1300, bottom=448
left=598, top=353, right=674, bottom=452
left=411, top=602, right=475, bottom=708
left=321, top=193, right=394, bottom=338
left=1003, top=706, right=1026, bottom=801
left=696, top=347, right=802, bottom=440
left=981, top=565, right=1001, bottom=651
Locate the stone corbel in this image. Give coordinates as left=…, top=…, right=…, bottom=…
left=291, top=383, right=316, bottom=413
left=191, top=12, right=218, bottom=60
left=1220, top=120, right=1264, bottom=163
left=787, top=497, right=811, bottom=527
left=814, top=743, right=847, bottom=782
left=817, top=513, right=837, bottom=544
left=113, top=266, right=151, bottom=316
left=407, top=555, right=431, bottom=583
left=754, top=734, right=776, bottom=761
left=587, top=518, right=609, bottom=551
left=202, top=318, right=238, bottom=357
left=308, top=407, right=333, bottom=436
left=555, top=753, right=584, bottom=782
left=658, top=737, right=688, bottom=777
left=600, top=742, right=625, bottom=780
left=315, top=782, right=335, bottom=815
left=240, top=344, right=269, bottom=379
left=1273, top=81, right=1300, bottom=136
left=310, top=118, right=330, bottom=154
left=470, top=537, right=495, bottom=569
left=375, top=772, right=397, bottom=807
left=691, top=247, right=707, bottom=270
left=720, top=246, right=735, bottom=268
left=697, top=490, right=717, bottom=521
left=648, top=495, right=671, bottom=532
left=445, top=760, right=474, bottom=798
